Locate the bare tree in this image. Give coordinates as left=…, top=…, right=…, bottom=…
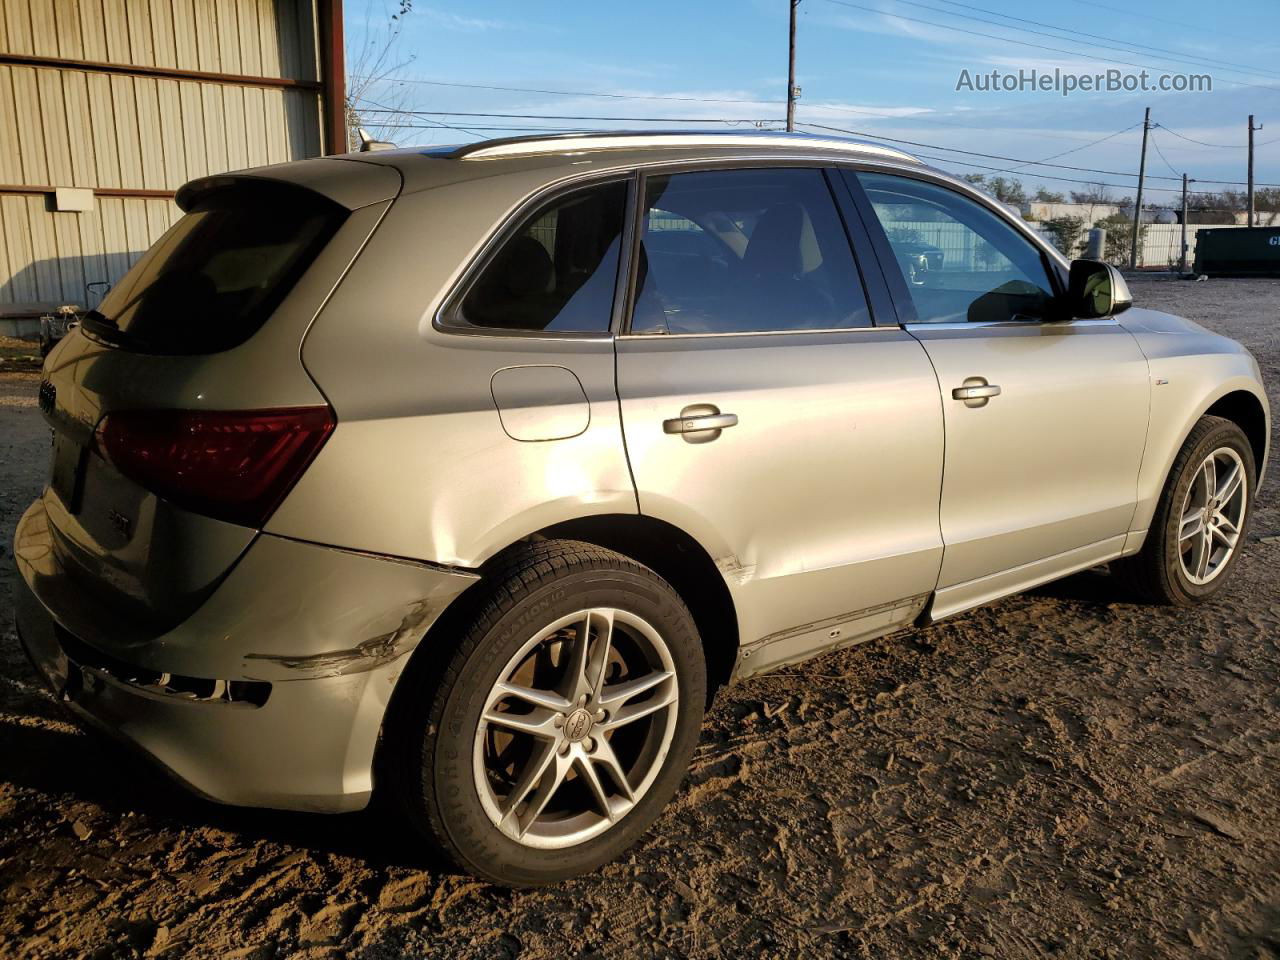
left=345, top=1, right=418, bottom=151
left=1069, top=182, right=1119, bottom=224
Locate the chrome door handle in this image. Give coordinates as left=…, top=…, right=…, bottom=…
left=952, top=378, right=1001, bottom=407
left=663, top=413, right=738, bottom=434
left=663, top=404, right=738, bottom=443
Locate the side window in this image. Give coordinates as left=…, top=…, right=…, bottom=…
left=856, top=172, right=1057, bottom=324
left=631, top=168, right=872, bottom=334
left=454, top=180, right=626, bottom=333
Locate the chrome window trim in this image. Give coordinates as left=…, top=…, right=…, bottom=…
left=903, top=318, right=1121, bottom=331
left=616, top=325, right=902, bottom=341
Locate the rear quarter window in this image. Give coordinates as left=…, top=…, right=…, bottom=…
left=85, top=182, right=346, bottom=355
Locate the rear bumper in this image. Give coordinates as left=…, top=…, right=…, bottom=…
left=13, top=497, right=478, bottom=813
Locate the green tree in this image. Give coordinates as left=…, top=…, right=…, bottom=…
left=984, top=177, right=1027, bottom=205
left=1095, top=212, right=1148, bottom=266
left=1041, top=216, right=1084, bottom=256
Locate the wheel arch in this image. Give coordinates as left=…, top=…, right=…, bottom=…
left=1132, top=377, right=1270, bottom=538
left=381, top=513, right=740, bottom=757
left=533, top=514, right=740, bottom=699
left=1203, top=388, right=1269, bottom=484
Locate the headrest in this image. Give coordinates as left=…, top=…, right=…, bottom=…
left=492, top=235, right=553, bottom=298
left=743, top=202, right=822, bottom=277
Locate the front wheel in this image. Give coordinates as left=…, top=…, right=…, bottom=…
left=390, top=540, right=706, bottom=886
left=1114, top=415, right=1255, bottom=604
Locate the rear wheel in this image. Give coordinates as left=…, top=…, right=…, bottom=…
left=1114, top=416, right=1255, bottom=604
left=391, top=540, right=706, bottom=885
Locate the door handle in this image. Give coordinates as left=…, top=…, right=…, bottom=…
left=663, top=404, right=738, bottom=443
left=952, top=377, right=1001, bottom=407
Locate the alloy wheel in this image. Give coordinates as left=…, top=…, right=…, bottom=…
left=472, top=608, right=679, bottom=849
left=1178, top=446, right=1247, bottom=585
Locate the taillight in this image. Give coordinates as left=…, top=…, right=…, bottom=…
left=94, top=407, right=335, bottom=528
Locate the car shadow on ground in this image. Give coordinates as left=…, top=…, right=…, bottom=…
left=1026, top=565, right=1126, bottom=605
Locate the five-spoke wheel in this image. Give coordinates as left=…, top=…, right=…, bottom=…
left=390, top=540, right=705, bottom=886
left=1115, top=415, right=1255, bottom=605
left=474, top=608, right=679, bottom=848
left=1177, top=447, right=1247, bottom=585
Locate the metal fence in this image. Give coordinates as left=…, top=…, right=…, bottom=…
left=645, top=211, right=1250, bottom=274
left=1030, top=221, right=1247, bottom=270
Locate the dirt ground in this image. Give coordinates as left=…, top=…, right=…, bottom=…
left=1, top=277, right=1279, bottom=960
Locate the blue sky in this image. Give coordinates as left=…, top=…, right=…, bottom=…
left=346, top=0, right=1279, bottom=207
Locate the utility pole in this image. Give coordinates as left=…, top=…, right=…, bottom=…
left=1130, top=107, right=1151, bottom=271
left=1181, top=173, right=1190, bottom=273
left=786, top=0, right=799, bottom=132
left=1248, top=115, right=1262, bottom=227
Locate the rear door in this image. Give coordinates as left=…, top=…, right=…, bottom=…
left=847, top=170, right=1149, bottom=617
left=615, top=165, right=945, bottom=674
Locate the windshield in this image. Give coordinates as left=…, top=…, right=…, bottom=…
left=87, top=182, right=345, bottom=354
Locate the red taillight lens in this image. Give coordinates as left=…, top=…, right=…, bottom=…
left=94, top=406, right=335, bottom=528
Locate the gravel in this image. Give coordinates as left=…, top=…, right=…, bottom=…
left=1, top=277, right=1278, bottom=959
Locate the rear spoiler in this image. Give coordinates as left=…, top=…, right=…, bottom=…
left=177, top=160, right=402, bottom=213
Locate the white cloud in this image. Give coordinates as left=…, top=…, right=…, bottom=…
left=418, top=7, right=516, bottom=32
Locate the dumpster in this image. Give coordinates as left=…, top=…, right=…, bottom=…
left=1194, top=226, right=1280, bottom=277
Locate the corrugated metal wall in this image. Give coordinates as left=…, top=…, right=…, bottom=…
left=0, top=0, right=323, bottom=311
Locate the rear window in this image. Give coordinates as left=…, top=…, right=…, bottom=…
left=85, top=182, right=346, bottom=354
left=448, top=180, right=627, bottom=334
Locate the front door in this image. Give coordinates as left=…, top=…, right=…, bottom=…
left=851, top=170, right=1150, bottom=617
left=615, top=166, right=946, bottom=674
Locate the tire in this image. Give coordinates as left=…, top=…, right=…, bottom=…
left=1114, top=415, right=1256, bottom=605
left=389, top=539, right=707, bottom=886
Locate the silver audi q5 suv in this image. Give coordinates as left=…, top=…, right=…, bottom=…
left=13, top=132, right=1269, bottom=885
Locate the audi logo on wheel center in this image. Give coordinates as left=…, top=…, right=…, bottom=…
left=563, top=709, right=593, bottom=742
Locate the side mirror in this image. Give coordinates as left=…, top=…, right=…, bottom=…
left=1066, top=259, right=1132, bottom=319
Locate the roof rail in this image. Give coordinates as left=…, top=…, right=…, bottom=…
left=446, top=130, right=919, bottom=164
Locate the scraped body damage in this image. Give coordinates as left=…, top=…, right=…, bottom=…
left=15, top=498, right=477, bottom=811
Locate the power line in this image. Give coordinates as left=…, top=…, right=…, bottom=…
left=799, top=120, right=1183, bottom=180
left=351, top=79, right=1174, bottom=148
left=929, top=0, right=1280, bottom=82
left=351, top=75, right=784, bottom=105
left=796, top=120, right=1277, bottom=192
left=821, top=0, right=1275, bottom=91
left=801, top=103, right=1123, bottom=144
left=353, top=97, right=1275, bottom=191
left=904, top=150, right=1227, bottom=196
left=366, top=106, right=1197, bottom=183
left=356, top=108, right=783, bottom=124
left=1060, top=0, right=1272, bottom=47
left=1000, top=123, right=1141, bottom=174
left=1148, top=130, right=1183, bottom=179
left=353, top=98, right=492, bottom=138
left=1155, top=124, right=1241, bottom=149
left=381, top=123, right=612, bottom=133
